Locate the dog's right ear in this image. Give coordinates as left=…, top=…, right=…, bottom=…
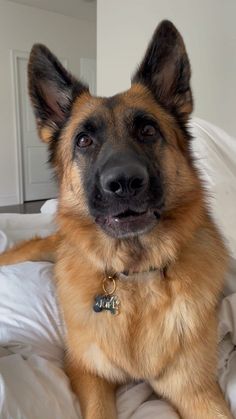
left=132, top=21, right=192, bottom=120
left=28, top=44, right=88, bottom=143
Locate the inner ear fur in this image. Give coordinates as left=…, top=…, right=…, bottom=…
left=28, top=44, right=89, bottom=143
left=132, top=20, right=193, bottom=120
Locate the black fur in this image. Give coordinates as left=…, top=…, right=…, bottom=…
left=79, top=108, right=165, bottom=223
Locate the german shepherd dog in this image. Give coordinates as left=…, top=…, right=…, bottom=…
left=0, top=21, right=233, bottom=418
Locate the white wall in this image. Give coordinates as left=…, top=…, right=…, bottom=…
left=0, top=0, right=96, bottom=205
left=97, top=0, right=236, bottom=137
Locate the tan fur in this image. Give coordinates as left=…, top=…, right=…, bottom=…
left=0, top=87, right=233, bottom=419
left=0, top=234, right=58, bottom=264
left=40, top=126, right=55, bottom=143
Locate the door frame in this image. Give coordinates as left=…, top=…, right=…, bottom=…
left=11, top=50, right=29, bottom=204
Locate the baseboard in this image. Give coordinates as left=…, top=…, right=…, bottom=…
left=0, top=194, right=19, bottom=206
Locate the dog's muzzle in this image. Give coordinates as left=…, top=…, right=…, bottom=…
left=88, top=149, right=164, bottom=239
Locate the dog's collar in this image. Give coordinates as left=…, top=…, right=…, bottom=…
left=108, top=265, right=168, bottom=281
left=121, top=266, right=161, bottom=278
left=93, top=266, right=167, bottom=316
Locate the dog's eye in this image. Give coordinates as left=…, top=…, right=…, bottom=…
left=76, top=135, right=93, bottom=148
left=140, top=124, right=157, bottom=137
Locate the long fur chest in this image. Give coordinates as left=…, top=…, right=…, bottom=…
left=56, top=266, right=201, bottom=383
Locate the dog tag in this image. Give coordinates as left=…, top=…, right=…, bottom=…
left=93, top=294, right=120, bottom=315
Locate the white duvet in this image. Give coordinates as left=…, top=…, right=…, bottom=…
left=0, top=118, right=236, bottom=418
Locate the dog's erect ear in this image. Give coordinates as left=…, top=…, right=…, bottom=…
left=28, top=44, right=88, bottom=142
left=132, top=20, right=193, bottom=119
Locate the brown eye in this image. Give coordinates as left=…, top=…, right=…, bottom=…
left=76, top=135, right=93, bottom=148
left=141, top=124, right=157, bottom=137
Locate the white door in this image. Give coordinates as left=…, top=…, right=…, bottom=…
left=80, top=58, right=96, bottom=95
left=17, top=56, right=58, bottom=201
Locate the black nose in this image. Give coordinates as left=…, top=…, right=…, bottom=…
left=100, top=164, right=149, bottom=198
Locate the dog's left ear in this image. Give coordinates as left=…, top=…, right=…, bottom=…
left=132, top=20, right=193, bottom=119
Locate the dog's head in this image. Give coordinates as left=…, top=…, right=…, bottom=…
left=28, top=21, right=202, bottom=252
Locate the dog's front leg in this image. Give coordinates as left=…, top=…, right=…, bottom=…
left=150, top=377, right=233, bottom=419
left=65, top=359, right=117, bottom=419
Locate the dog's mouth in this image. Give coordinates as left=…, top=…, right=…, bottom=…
left=95, top=208, right=161, bottom=238
left=113, top=208, right=146, bottom=220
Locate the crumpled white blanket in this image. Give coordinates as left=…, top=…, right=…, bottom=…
left=190, top=117, right=236, bottom=259
left=218, top=260, right=236, bottom=417
left=0, top=261, right=178, bottom=419
left=0, top=255, right=236, bottom=418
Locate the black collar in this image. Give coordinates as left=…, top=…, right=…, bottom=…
left=121, top=266, right=159, bottom=277
left=119, top=265, right=168, bottom=279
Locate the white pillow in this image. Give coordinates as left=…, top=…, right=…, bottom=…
left=190, top=118, right=236, bottom=258
left=0, top=213, right=56, bottom=246
left=0, top=231, right=7, bottom=253
left=40, top=199, right=58, bottom=214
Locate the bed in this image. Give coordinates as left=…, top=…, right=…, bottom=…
left=0, top=117, right=236, bottom=418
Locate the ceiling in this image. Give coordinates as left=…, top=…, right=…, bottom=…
left=7, top=0, right=96, bottom=21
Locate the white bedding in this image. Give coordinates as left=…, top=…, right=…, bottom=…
left=191, top=118, right=236, bottom=259
left=0, top=117, right=236, bottom=418
left=0, top=213, right=56, bottom=247
left=0, top=261, right=178, bottom=419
